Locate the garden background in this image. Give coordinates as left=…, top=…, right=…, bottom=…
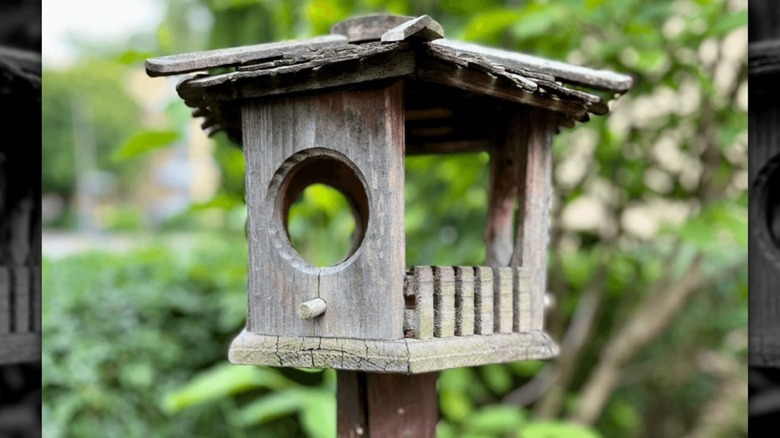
left=41, top=0, right=748, bottom=436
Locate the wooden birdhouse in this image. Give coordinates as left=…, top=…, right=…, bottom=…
left=749, top=37, right=780, bottom=368
left=147, top=15, right=632, bottom=373
left=0, top=45, right=41, bottom=366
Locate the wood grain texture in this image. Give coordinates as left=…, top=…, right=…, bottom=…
left=242, top=82, right=405, bottom=340
left=748, top=92, right=780, bottom=367
left=145, top=35, right=348, bottom=77
left=474, top=266, right=494, bottom=335
left=365, top=372, right=438, bottom=437
left=429, top=39, right=633, bottom=93
left=0, top=333, right=39, bottom=365
left=337, top=371, right=368, bottom=437
left=511, top=111, right=556, bottom=332
left=493, top=267, right=513, bottom=333
left=178, top=43, right=415, bottom=108
left=0, top=267, right=39, bottom=337
left=405, top=267, right=434, bottom=339
left=337, top=371, right=438, bottom=437
left=417, top=56, right=590, bottom=121
left=433, top=266, right=456, bottom=337
left=454, top=266, right=475, bottom=336
left=229, top=328, right=559, bottom=373
left=0, top=268, right=8, bottom=334
left=484, top=114, right=528, bottom=266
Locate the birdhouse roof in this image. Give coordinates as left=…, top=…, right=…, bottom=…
left=749, top=39, right=779, bottom=98
left=146, top=14, right=632, bottom=146
left=0, top=45, right=40, bottom=100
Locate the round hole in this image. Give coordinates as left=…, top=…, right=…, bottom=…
left=287, top=183, right=358, bottom=267
left=271, top=149, right=369, bottom=269
left=753, top=153, right=780, bottom=263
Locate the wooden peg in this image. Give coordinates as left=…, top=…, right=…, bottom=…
left=298, top=298, right=327, bottom=319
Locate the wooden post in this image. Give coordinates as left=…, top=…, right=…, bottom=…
left=337, top=371, right=438, bottom=437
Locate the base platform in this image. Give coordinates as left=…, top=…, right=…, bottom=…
left=229, top=329, right=558, bottom=373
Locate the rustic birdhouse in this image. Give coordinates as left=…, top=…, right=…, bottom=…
left=147, top=15, right=632, bottom=373
left=749, top=38, right=780, bottom=368
left=0, top=45, right=41, bottom=366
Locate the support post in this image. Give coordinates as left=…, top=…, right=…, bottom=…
left=337, top=371, right=438, bottom=437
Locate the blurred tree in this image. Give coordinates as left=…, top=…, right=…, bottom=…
left=41, top=0, right=748, bottom=436
left=42, top=60, right=142, bottom=215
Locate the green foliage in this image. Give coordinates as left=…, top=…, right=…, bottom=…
left=42, top=59, right=143, bottom=199
left=112, top=130, right=180, bottom=162
left=287, top=184, right=357, bottom=267
left=42, top=0, right=747, bottom=436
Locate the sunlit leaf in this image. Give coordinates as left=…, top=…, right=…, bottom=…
left=163, top=364, right=299, bottom=413
left=522, top=421, right=603, bottom=438
left=112, top=130, right=179, bottom=162
left=233, top=390, right=305, bottom=426
left=464, top=405, right=526, bottom=435
left=462, top=8, right=523, bottom=42
left=710, top=9, right=747, bottom=37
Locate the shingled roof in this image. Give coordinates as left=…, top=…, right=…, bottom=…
left=146, top=14, right=632, bottom=149
left=0, top=45, right=40, bottom=100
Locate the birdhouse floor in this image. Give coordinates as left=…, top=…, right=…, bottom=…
left=0, top=333, right=40, bottom=365
left=228, top=329, right=558, bottom=374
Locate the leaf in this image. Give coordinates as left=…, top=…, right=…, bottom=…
left=510, top=4, right=569, bottom=40
left=233, top=390, right=305, bottom=426
left=112, top=130, right=179, bottom=162
left=479, top=364, right=514, bottom=396
left=116, top=50, right=156, bottom=65
left=462, top=8, right=524, bottom=42
left=440, top=389, right=473, bottom=423
left=678, top=200, right=747, bottom=252
left=464, top=405, right=526, bottom=435
left=710, top=9, right=747, bottom=37
left=522, top=421, right=603, bottom=438
left=163, top=364, right=299, bottom=413
left=300, top=389, right=337, bottom=438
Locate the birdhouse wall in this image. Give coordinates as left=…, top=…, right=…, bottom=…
left=0, top=266, right=41, bottom=364
left=748, top=97, right=780, bottom=367
left=242, top=81, right=406, bottom=340
left=484, top=110, right=556, bottom=333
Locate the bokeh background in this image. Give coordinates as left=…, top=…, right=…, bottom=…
left=41, top=0, right=747, bottom=437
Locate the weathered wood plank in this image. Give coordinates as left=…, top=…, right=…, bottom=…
left=381, top=15, right=444, bottom=42
left=516, top=267, right=534, bottom=332
left=0, top=333, right=40, bottom=365
left=331, top=14, right=412, bottom=42
left=407, top=267, right=435, bottom=339
left=429, top=39, right=633, bottom=93
left=474, top=267, right=494, bottom=335
left=145, top=35, right=348, bottom=77
left=493, top=267, right=513, bottom=333
left=14, top=267, right=29, bottom=333
left=337, top=371, right=367, bottom=438
left=178, top=44, right=415, bottom=108
left=417, top=56, right=590, bottom=121
left=454, top=266, right=475, bottom=336
left=0, top=268, right=9, bottom=334
left=242, top=82, right=406, bottom=339
left=484, top=112, right=528, bottom=266
left=365, top=372, right=438, bottom=437
left=433, top=266, right=456, bottom=337
left=511, top=111, right=556, bottom=331
left=229, top=329, right=559, bottom=373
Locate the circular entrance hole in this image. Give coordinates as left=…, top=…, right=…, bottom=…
left=754, top=154, right=780, bottom=262
left=272, top=149, right=369, bottom=268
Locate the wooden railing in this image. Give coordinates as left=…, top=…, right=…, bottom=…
left=0, top=266, right=41, bottom=364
